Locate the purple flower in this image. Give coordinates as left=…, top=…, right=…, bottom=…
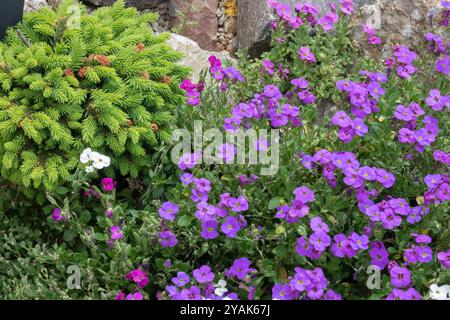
left=294, top=186, right=315, bottom=203
left=390, top=266, right=411, bottom=288
left=226, top=257, right=256, bottom=280
left=201, top=220, right=219, bottom=240
left=380, top=210, right=402, bottom=230
left=436, top=55, right=450, bottom=74
left=338, top=126, right=356, bottom=143
left=172, top=272, right=190, bottom=287
left=394, top=105, right=414, bottom=121
left=310, top=232, right=331, bottom=252
left=272, top=283, right=297, bottom=300
left=289, top=272, right=311, bottom=292
left=424, top=174, right=442, bottom=189
left=369, top=242, right=389, bottom=269
left=425, top=89, right=447, bottom=111
left=178, top=152, right=199, bottom=171
left=229, top=196, right=249, bottom=212
left=298, top=47, right=316, bottom=63
left=181, top=173, right=195, bottom=185
left=437, top=250, right=450, bottom=268
left=193, top=265, right=214, bottom=283
left=159, top=201, right=180, bottom=221
left=331, top=111, right=352, bottom=127
left=194, top=178, right=212, bottom=193
left=179, top=286, right=202, bottom=300
left=310, top=216, right=329, bottom=233
left=126, top=292, right=144, bottom=300
left=110, top=226, right=123, bottom=240
left=349, top=233, right=369, bottom=250
left=352, top=118, right=368, bottom=136
left=160, top=231, right=178, bottom=247
left=220, top=216, right=241, bottom=238
left=263, top=59, right=275, bottom=75
left=291, top=77, right=309, bottom=89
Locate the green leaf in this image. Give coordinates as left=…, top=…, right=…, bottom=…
left=177, top=215, right=194, bottom=227
left=63, top=230, right=76, bottom=242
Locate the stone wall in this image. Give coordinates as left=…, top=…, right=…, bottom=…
left=24, top=0, right=450, bottom=58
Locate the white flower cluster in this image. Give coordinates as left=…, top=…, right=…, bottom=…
left=429, top=284, right=450, bottom=300
left=80, top=148, right=111, bottom=173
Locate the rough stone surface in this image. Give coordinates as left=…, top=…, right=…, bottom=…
left=166, top=33, right=235, bottom=82
left=24, top=0, right=61, bottom=12
left=352, top=0, right=448, bottom=54
left=237, top=0, right=446, bottom=58
left=169, top=0, right=219, bottom=51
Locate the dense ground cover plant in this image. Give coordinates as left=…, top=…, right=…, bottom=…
left=0, top=0, right=449, bottom=300
left=0, top=0, right=189, bottom=198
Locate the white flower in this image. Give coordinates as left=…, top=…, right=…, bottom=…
left=89, top=151, right=101, bottom=163
left=214, top=279, right=228, bottom=296
left=429, top=284, right=450, bottom=300
left=85, top=165, right=94, bottom=173
left=80, top=148, right=93, bottom=164
left=222, top=296, right=233, bottom=300
left=92, top=154, right=110, bottom=170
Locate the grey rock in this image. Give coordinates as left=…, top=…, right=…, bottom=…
left=166, top=33, right=235, bottom=82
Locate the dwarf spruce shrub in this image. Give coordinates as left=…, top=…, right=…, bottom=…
left=0, top=0, right=189, bottom=195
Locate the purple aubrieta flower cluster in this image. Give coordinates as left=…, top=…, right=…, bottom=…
left=423, top=173, right=450, bottom=205
left=394, top=102, right=441, bottom=153
left=363, top=23, right=382, bottom=46
left=209, top=55, right=244, bottom=92
left=174, top=173, right=250, bottom=240
left=161, top=259, right=256, bottom=300
left=333, top=71, right=387, bottom=143
left=433, top=150, right=450, bottom=166
left=385, top=45, right=418, bottom=79
left=224, top=80, right=315, bottom=132
left=425, top=89, right=450, bottom=111
left=425, top=33, right=448, bottom=56
left=267, top=0, right=355, bottom=32
left=275, top=186, right=315, bottom=224
left=403, top=234, right=433, bottom=265
left=180, top=79, right=205, bottom=106
left=272, top=267, right=342, bottom=300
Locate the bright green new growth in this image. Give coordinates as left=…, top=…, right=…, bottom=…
left=0, top=0, right=190, bottom=195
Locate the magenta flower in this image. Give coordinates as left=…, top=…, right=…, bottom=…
left=110, top=226, right=123, bottom=240
left=126, top=269, right=149, bottom=288
left=52, top=207, right=64, bottom=222
left=101, top=177, right=116, bottom=191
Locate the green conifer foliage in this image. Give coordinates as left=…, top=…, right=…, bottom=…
left=0, top=0, right=190, bottom=195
